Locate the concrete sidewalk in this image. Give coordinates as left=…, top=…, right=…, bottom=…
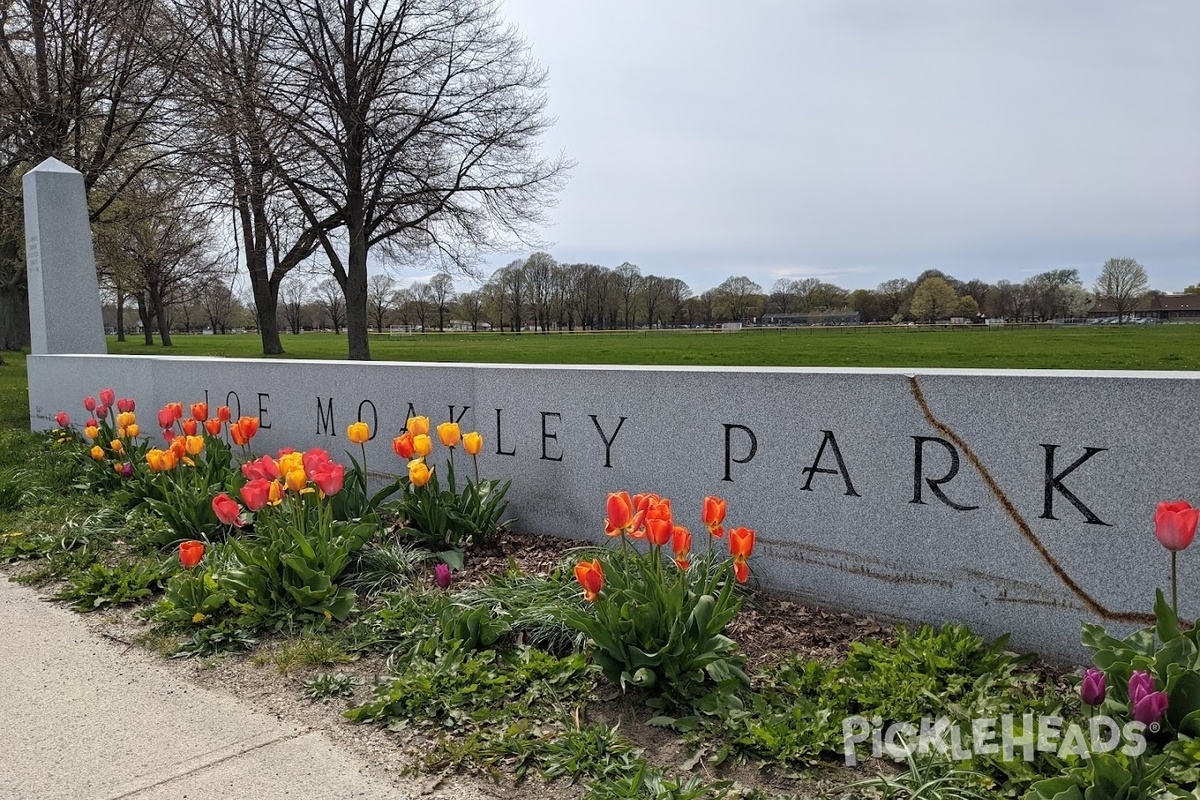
left=0, top=577, right=481, bottom=800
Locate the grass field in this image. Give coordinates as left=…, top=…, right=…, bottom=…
left=3, top=324, right=1197, bottom=431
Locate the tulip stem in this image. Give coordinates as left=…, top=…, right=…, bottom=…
left=1171, top=551, right=1178, bottom=618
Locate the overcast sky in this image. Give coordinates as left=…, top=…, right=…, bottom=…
left=469, top=0, right=1199, bottom=294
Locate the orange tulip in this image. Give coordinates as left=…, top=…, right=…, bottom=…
left=204, top=419, right=222, bottom=436
left=733, top=559, right=750, bottom=583
left=179, top=540, right=205, bottom=569
left=671, top=525, right=692, bottom=570
left=406, top=415, right=430, bottom=436
left=393, top=432, right=416, bottom=459
left=574, top=559, right=605, bottom=602
left=463, top=431, right=483, bottom=456
left=347, top=421, right=370, bottom=444
left=412, top=434, right=433, bottom=457
left=407, top=458, right=432, bottom=487
left=170, top=436, right=187, bottom=459
left=437, top=421, right=461, bottom=448
left=231, top=416, right=259, bottom=446
left=181, top=418, right=199, bottom=436
left=645, top=517, right=673, bottom=547
left=110, top=439, right=125, bottom=455
left=167, top=402, right=184, bottom=421
left=89, top=445, right=104, bottom=460
left=728, top=527, right=755, bottom=561
left=190, top=402, right=208, bottom=422
left=702, top=495, right=727, bottom=538
left=604, top=491, right=637, bottom=536
left=216, top=405, right=232, bottom=422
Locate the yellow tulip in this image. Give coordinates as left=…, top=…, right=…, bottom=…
left=463, top=431, right=483, bottom=456
left=413, top=434, right=432, bottom=457
left=89, top=445, right=104, bottom=460
left=407, top=458, right=432, bottom=487
left=110, top=439, right=125, bottom=455
left=268, top=480, right=284, bottom=505
left=126, top=423, right=140, bottom=438
left=286, top=469, right=307, bottom=492
left=347, top=421, right=370, bottom=444
left=277, top=452, right=304, bottom=475
left=84, top=425, right=100, bottom=440
left=185, top=435, right=205, bottom=456
left=437, top=422, right=461, bottom=448
left=406, top=415, right=430, bottom=436
left=117, top=412, right=136, bottom=429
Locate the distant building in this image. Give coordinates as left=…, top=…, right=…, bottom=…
left=1088, top=293, right=1200, bottom=323
left=761, top=310, right=862, bottom=326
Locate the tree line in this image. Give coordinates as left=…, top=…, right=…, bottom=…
left=144, top=255, right=1183, bottom=337
left=1, top=0, right=566, bottom=358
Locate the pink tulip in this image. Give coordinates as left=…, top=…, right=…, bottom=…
left=116, top=398, right=135, bottom=413
left=54, top=411, right=71, bottom=428
left=94, top=404, right=108, bottom=420
left=311, top=464, right=344, bottom=496
left=1080, top=668, right=1106, bottom=706
left=435, top=563, right=452, bottom=589
left=98, top=388, right=115, bottom=407
left=212, top=493, right=244, bottom=527
left=1155, top=500, right=1198, bottom=552
left=83, top=396, right=96, bottom=412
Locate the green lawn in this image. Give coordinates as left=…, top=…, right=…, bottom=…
left=106, top=324, right=1200, bottom=370
left=3, top=325, right=1197, bottom=432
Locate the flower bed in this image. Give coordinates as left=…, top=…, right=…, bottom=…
left=0, top=389, right=1197, bottom=798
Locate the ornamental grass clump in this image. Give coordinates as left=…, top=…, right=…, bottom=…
left=565, top=492, right=754, bottom=714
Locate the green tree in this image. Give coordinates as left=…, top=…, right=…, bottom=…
left=909, top=277, right=958, bottom=323
left=1093, top=257, right=1149, bottom=324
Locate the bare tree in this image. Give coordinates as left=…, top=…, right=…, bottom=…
left=1093, top=257, right=1149, bottom=323
left=428, top=273, right=456, bottom=332
left=713, top=275, right=762, bottom=322
left=457, top=289, right=484, bottom=331
left=314, top=278, right=345, bottom=333
left=264, top=0, right=569, bottom=360
left=409, top=281, right=433, bottom=331
left=279, top=274, right=308, bottom=334
left=201, top=276, right=240, bottom=333
left=614, top=263, right=642, bottom=329
left=0, top=0, right=186, bottom=349
left=367, top=273, right=396, bottom=333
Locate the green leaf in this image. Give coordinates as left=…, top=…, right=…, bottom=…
left=1156, top=588, right=1181, bottom=642
left=438, top=549, right=465, bottom=571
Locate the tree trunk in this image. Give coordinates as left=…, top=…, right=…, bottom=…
left=254, top=276, right=284, bottom=354
left=136, top=293, right=155, bottom=345
left=115, top=287, right=126, bottom=342
left=0, top=238, right=31, bottom=351
left=344, top=228, right=371, bottom=360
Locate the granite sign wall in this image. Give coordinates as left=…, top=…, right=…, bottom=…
left=22, top=159, right=1200, bottom=662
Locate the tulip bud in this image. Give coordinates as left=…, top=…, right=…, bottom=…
left=434, top=563, right=452, bottom=589
left=1080, top=668, right=1106, bottom=706
left=54, top=411, right=71, bottom=428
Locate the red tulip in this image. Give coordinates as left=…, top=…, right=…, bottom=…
left=239, top=478, right=272, bottom=512
left=157, top=407, right=175, bottom=429
left=167, top=402, right=184, bottom=420
left=217, top=405, right=232, bottom=422
left=54, top=411, right=71, bottom=428
left=116, top=398, right=135, bottom=413
left=393, top=432, right=416, bottom=459
left=94, top=404, right=108, bottom=420
left=574, top=559, right=604, bottom=602
left=179, top=540, right=205, bottom=569
left=311, top=464, right=345, bottom=497
left=99, top=388, right=115, bottom=407
left=212, top=493, right=243, bottom=527
left=83, top=396, right=96, bottom=412
left=702, top=495, right=727, bottom=538
left=302, top=447, right=332, bottom=474
left=1155, top=500, right=1198, bottom=552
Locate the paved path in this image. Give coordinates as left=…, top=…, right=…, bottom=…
left=0, top=577, right=486, bottom=800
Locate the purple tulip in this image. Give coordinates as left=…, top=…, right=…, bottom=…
left=434, top=563, right=452, bottom=589
left=119, top=462, right=134, bottom=479
left=1080, top=668, right=1107, bottom=706
left=1128, top=671, right=1156, bottom=705
left=1132, top=690, right=1169, bottom=727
